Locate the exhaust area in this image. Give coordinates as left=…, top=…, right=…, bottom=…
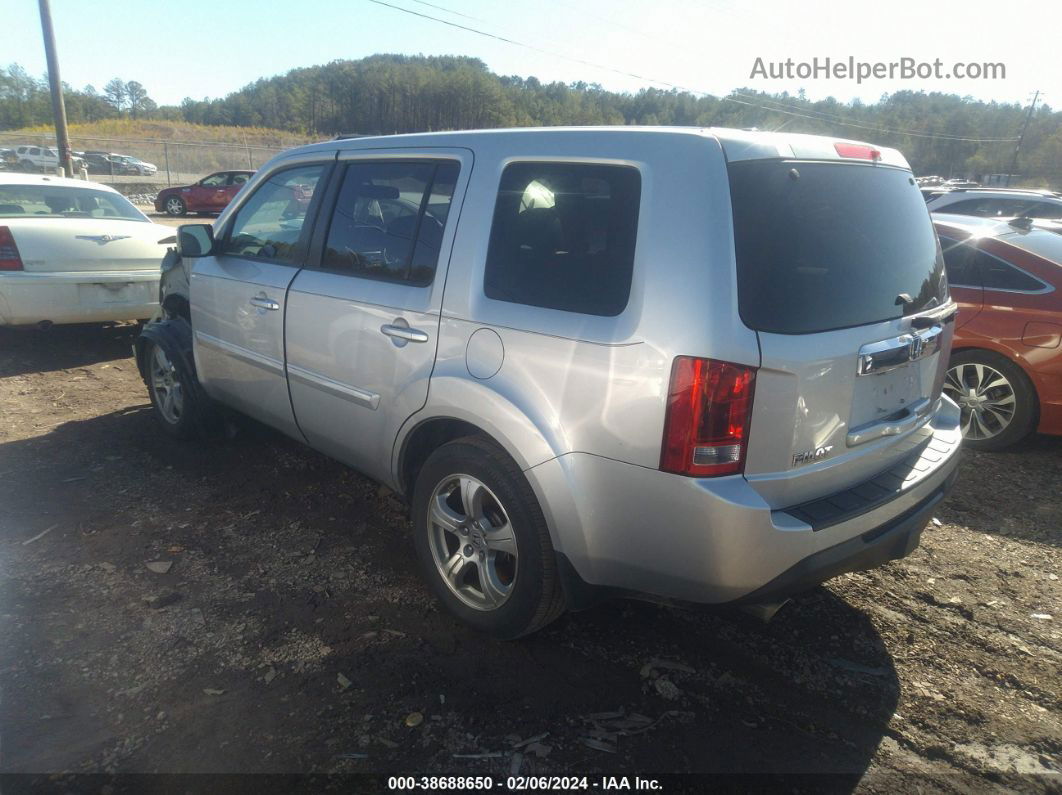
left=739, top=599, right=791, bottom=623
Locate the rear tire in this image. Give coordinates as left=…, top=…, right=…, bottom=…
left=411, top=436, right=566, bottom=639
left=164, top=196, right=187, bottom=216
left=943, top=349, right=1037, bottom=451
left=144, top=339, right=201, bottom=439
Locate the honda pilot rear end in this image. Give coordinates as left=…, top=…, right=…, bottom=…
left=525, top=129, right=962, bottom=619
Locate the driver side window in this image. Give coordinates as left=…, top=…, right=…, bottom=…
left=201, top=173, right=228, bottom=187
left=322, top=160, right=459, bottom=285
left=220, top=164, right=324, bottom=263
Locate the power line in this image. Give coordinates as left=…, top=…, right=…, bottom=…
left=405, top=0, right=482, bottom=21
left=366, top=0, right=1021, bottom=143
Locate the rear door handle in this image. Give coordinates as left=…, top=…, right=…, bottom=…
left=250, top=296, right=280, bottom=311
left=381, top=324, right=429, bottom=343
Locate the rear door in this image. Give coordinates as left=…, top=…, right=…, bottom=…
left=190, top=159, right=331, bottom=437
left=284, top=149, right=469, bottom=482
left=728, top=156, right=955, bottom=508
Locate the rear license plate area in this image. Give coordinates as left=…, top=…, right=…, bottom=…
left=78, top=282, right=152, bottom=305
left=850, top=362, right=923, bottom=429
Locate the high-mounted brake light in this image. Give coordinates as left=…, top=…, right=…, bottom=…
left=660, top=357, right=756, bottom=477
left=834, top=142, right=882, bottom=161
left=0, top=226, right=23, bottom=271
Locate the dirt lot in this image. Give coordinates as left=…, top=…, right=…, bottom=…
left=0, top=325, right=1059, bottom=790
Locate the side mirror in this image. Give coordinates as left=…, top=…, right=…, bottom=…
left=177, top=224, right=215, bottom=258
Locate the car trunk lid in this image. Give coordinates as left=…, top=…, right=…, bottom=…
left=7, top=218, right=172, bottom=273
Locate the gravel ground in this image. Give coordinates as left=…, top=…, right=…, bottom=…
left=0, top=324, right=1059, bottom=790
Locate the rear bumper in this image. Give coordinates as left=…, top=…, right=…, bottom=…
left=1031, top=370, right=1062, bottom=437
left=0, top=270, right=159, bottom=326
left=528, top=397, right=963, bottom=606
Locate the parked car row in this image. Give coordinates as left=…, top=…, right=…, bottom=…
left=3, top=127, right=1059, bottom=640
left=78, top=151, right=157, bottom=176
left=0, top=145, right=157, bottom=176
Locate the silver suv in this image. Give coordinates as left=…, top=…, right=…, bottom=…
left=927, top=187, right=1062, bottom=219
left=137, top=127, right=962, bottom=638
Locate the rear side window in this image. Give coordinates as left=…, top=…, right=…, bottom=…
left=730, top=160, right=946, bottom=334
left=1031, top=201, right=1062, bottom=220
left=322, top=160, right=459, bottom=285
left=938, top=233, right=1049, bottom=292
left=221, top=164, right=324, bottom=263
left=980, top=255, right=1047, bottom=292
left=484, top=162, right=641, bottom=317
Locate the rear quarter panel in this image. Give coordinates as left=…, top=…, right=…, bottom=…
left=410, top=130, right=759, bottom=475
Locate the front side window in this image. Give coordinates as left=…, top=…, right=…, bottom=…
left=221, top=164, right=324, bottom=263
left=938, top=235, right=980, bottom=287
left=322, top=160, right=459, bottom=285
left=201, top=173, right=228, bottom=187
left=484, top=162, right=641, bottom=316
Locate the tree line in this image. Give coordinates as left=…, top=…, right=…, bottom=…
left=2, top=55, right=1060, bottom=185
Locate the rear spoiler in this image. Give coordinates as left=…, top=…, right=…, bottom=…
left=711, top=129, right=910, bottom=170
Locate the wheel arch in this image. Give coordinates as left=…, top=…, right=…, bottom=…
left=393, top=380, right=565, bottom=499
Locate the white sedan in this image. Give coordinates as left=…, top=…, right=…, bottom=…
left=0, top=174, right=173, bottom=327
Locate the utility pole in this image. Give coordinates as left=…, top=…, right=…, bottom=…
left=1006, top=90, right=1040, bottom=187
left=38, top=0, right=74, bottom=177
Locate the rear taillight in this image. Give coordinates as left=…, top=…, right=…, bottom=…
left=0, top=226, right=23, bottom=271
left=660, top=357, right=756, bottom=477
left=834, top=142, right=882, bottom=161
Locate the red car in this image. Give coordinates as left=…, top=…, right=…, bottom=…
left=934, top=214, right=1062, bottom=449
left=154, top=170, right=254, bottom=216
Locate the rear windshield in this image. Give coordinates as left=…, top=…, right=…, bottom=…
left=729, top=160, right=946, bottom=334
left=0, top=185, right=146, bottom=221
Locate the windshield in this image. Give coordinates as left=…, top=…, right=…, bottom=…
left=729, top=160, right=947, bottom=334
left=0, top=185, right=148, bottom=221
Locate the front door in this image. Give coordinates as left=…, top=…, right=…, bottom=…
left=190, top=160, right=331, bottom=438
left=284, top=151, right=470, bottom=483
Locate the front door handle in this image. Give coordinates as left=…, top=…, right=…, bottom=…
left=381, top=323, right=429, bottom=344
left=250, top=296, right=280, bottom=311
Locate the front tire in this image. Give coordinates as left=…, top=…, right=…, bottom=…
left=943, top=350, right=1038, bottom=451
left=164, top=196, right=187, bottom=216
left=412, top=437, right=566, bottom=639
left=144, top=339, right=200, bottom=439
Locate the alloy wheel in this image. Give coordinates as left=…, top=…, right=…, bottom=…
left=427, top=474, right=518, bottom=611
left=166, top=197, right=184, bottom=215
left=943, top=362, right=1016, bottom=440
left=150, top=345, right=184, bottom=425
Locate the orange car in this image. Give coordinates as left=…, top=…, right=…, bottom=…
left=934, top=214, right=1062, bottom=449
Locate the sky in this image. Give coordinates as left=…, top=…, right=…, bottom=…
left=5, top=0, right=1054, bottom=110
